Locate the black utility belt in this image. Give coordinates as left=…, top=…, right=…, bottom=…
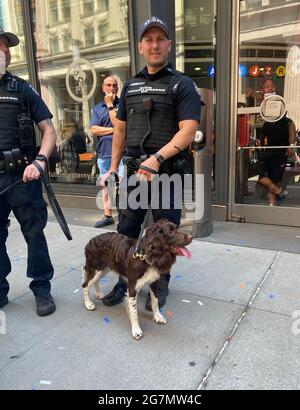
left=0, top=148, right=31, bottom=175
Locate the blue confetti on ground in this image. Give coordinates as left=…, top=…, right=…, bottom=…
left=269, top=294, right=274, bottom=299
left=175, top=275, right=183, bottom=280
left=226, top=249, right=232, bottom=252
left=11, top=256, right=20, bottom=262
left=100, top=278, right=108, bottom=282
left=103, top=317, right=111, bottom=324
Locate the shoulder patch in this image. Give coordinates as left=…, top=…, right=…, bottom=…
left=194, top=83, right=201, bottom=96
left=29, top=84, right=40, bottom=96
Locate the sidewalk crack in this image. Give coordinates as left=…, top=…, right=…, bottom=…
left=196, top=251, right=281, bottom=390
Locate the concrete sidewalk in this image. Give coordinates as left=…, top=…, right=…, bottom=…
left=1, top=217, right=300, bottom=390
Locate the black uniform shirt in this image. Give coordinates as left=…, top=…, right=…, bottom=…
left=0, top=71, right=53, bottom=124
left=117, top=63, right=201, bottom=123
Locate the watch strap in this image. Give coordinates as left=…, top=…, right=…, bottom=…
left=35, top=154, right=47, bottom=162
left=153, top=152, right=165, bottom=165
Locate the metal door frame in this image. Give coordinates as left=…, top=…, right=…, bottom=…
left=228, top=0, right=300, bottom=227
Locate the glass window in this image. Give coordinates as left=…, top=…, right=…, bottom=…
left=49, top=0, right=59, bottom=26
left=236, top=0, right=300, bottom=207
left=175, top=0, right=216, bottom=202
left=31, top=0, right=131, bottom=186
left=0, top=0, right=29, bottom=79
left=98, top=0, right=109, bottom=13
left=83, top=0, right=94, bottom=16
left=62, top=0, right=71, bottom=21
left=85, top=26, right=94, bottom=48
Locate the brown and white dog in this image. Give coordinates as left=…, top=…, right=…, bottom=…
left=82, top=219, right=192, bottom=340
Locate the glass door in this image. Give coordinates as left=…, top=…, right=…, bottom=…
left=231, top=0, right=300, bottom=226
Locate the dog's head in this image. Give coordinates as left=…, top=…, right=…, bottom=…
left=143, top=219, right=192, bottom=271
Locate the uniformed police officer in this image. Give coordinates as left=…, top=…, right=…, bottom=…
left=101, top=17, right=200, bottom=309
left=0, top=28, right=57, bottom=316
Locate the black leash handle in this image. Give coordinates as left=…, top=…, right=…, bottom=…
left=0, top=178, right=23, bottom=196
left=33, top=160, right=73, bottom=241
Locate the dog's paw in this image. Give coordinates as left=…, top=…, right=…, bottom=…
left=84, top=301, right=96, bottom=311
left=153, top=313, right=167, bottom=325
left=132, top=328, right=143, bottom=340
left=95, top=291, right=104, bottom=300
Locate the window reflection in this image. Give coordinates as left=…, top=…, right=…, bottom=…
left=31, top=0, right=131, bottom=185
left=236, top=0, right=300, bottom=207
left=0, top=0, right=28, bottom=79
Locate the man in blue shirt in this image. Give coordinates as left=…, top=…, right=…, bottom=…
left=90, top=76, right=124, bottom=228
left=0, top=27, right=57, bottom=316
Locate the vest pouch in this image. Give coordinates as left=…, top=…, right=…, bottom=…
left=18, top=113, right=35, bottom=149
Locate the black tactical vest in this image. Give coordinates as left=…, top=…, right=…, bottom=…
left=124, top=69, right=185, bottom=150
left=0, top=74, right=30, bottom=151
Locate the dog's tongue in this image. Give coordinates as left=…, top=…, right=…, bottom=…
left=176, top=247, right=192, bottom=259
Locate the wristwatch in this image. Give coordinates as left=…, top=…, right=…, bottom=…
left=153, top=152, right=166, bottom=165
left=35, top=154, right=47, bottom=162
left=108, top=106, right=115, bottom=111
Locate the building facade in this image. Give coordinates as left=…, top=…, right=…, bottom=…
left=2, top=0, right=300, bottom=227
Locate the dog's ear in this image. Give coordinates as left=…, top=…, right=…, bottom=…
left=146, top=219, right=177, bottom=240
left=144, top=233, right=174, bottom=270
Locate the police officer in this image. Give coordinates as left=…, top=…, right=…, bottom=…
left=0, top=28, right=57, bottom=316
left=101, top=16, right=200, bottom=309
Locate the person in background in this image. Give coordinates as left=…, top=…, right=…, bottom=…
left=257, top=113, right=296, bottom=206
left=90, top=76, right=124, bottom=228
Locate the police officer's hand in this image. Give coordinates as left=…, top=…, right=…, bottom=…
left=137, top=156, right=160, bottom=181
left=23, top=161, right=46, bottom=183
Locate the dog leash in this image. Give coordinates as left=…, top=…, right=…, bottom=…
left=133, top=174, right=159, bottom=261
left=33, top=161, right=73, bottom=241
left=0, top=178, right=24, bottom=196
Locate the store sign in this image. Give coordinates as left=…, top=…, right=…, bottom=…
left=276, top=65, right=285, bottom=77
left=249, top=65, right=260, bottom=77
left=260, top=94, right=287, bottom=122
left=239, top=64, right=247, bottom=77
left=264, top=65, right=273, bottom=76
left=66, top=58, right=97, bottom=103
left=208, top=66, right=215, bottom=78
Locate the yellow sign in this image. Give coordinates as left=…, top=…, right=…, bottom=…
left=276, top=65, right=285, bottom=77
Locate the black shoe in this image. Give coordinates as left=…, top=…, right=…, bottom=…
left=35, top=293, right=56, bottom=317
left=94, top=216, right=114, bottom=228
left=0, top=296, right=8, bottom=309
left=102, top=283, right=126, bottom=306
left=145, top=288, right=169, bottom=311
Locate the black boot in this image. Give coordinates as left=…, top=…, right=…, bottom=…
left=102, top=277, right=127, bottom=306
left=0, top=295, right=8, bottom=309
left=145, top=273, right=170, bottom=311
left=35, top=293, right=56, bottom=317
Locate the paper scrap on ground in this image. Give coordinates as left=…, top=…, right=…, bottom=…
left=40, top=380, right=52, bottom=385
left=197, top=301, right=203, bottom=306
left=166, top=310, right=173, bottom=318
left=182, top=299, right=190, bottom=303
left=73, top=289, right=79, bottom=293
left=240, top=283, right=246, bottom=289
